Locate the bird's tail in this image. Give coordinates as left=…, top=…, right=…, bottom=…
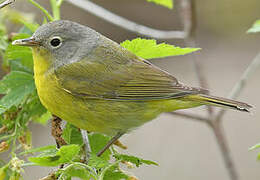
left=187, top=94, right=252, bottom=112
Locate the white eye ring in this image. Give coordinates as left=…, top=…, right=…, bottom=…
left=49, top=36, right=62, bottom=48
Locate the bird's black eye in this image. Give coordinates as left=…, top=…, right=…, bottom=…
left=50, top=37, right=62, bottom=48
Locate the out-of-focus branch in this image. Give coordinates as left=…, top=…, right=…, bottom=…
left=65, top=0, right=186, bottom=39
left=215, top=52, right=260, bottom=122
left=173, top=1, right=239, bottom=180
left=0, top=0, right=15, bottom=9
left=168, top=112, right=210, bottom=124
left=28, top=0, right=54, bottom=21
left=211, top=122, right=239, bottom=180
left=180, top=0, right=213, bottom=115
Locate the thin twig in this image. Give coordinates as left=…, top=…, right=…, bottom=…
left=211, top=122, right=239, bottom=180
left=178, top=1, right=239, bottom=180
left=97, top=132, right=124, bottom=157
left=168, top=112, right=210, bottom=124
left=57, top=0, right=64, bottom=7
left=180, top=0, right=214, bottom=115
left=0, top=0, right=15, bottom=9
left=27, top=0, right=54, bottom=21
left=215, top=52, right=260, bottom=122
left=80, top=129, right=91, bottom=163
left=65, top=0, right=186, bottom=39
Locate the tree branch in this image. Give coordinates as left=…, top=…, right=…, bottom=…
left=173, top=1, right=240, bottom=180
left=211, top=122, right=239, bottom=180
left=65, top=0, right=186, bottom=39
left=168, top=112, right=210, bottom=124
left=180, top=0, right=214, bottom=115
left=0, top=0, right=15, bottom=9
left=215, top=52, right=260, bottom=122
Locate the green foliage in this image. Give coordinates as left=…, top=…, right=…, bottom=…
left=249, top=143, right=260, bottom=151
left=89, top=133, right=111, bottom=160
left=29, top=144, right=80, bottom=166
left=5, top=33, right=34, bottom=71
left=249, top=143, right=260, bottom=160
left=57, top=163, right=97, bottom=180
left=62, top=123, right=83, bottom=146
left=121, top=38, right=200, bottom=59
left=146, top=0, right=173, bottom=9
left=20, top=145, right=57, bottom=155
left=0, top=71, right=35, bottom=113
left=102, top=163, right=130, bottom=180
left=114, top=154, right=158, bottom=167
left=247, top=19, right=260, bottom=33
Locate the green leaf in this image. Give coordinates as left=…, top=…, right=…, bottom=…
left=114, top=154, right=158, bottom=167
left=5, top=33, right=33, bottom=71
left=146, top=0, right=173, bottom=9
left=34, top=111, right=51, bottom=125
left=247, top=20, right=260, bottom=33
left=0, top=71, right=35, bottom=113
left=23, top=93, right=43, bottom=113
left=0, top=37, right=8, bottom=50
left=20, top=145, right=57, bottom=156
left=0, top=8, right=37, bottom=33
left=23, top=93, right=50, bottom=125
left=20, top=21, right=39, bottom=33
left=249, top=143, right=260, bottom=151
left=62, top=123, right=83, bottom=146
left=257, top=153, right=260, bottom=160
left=89, top=133, right=111, bottom=160
left=9, top=59, right=32, bottom=73
left=58, top=163, right=97, bottom=180
left=121, top=38, right=200, bottom=59
left=103, top=163, right=130, bottom=180
left=29, top=144, right=80, bottom=166
left=58, top=145, right=80, bottom=162
left=88, top=154, right=109, bottom=170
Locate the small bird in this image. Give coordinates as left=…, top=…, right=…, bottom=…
left=13, top=20, right=252, bottom=155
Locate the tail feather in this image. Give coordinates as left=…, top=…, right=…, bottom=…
left=189, top=94, right=252, bottom=112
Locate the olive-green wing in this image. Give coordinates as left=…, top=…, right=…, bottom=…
left=54, top=44, right=207, bottom=101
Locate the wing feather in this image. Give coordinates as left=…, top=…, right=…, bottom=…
left=54, top=41, right=207, bottom=101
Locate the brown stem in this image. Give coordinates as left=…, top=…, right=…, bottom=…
left=66, top=0, right=186, bottom=39
left=177, top=1, right=238, bottom=180
left=215, top=52, right=260, bottom=122
left=97, top=132, right=124, bottom=157
left=180, top=0, right=214, bottom=115
left=0, top=0, right=15, bottom=9
left=168, top=112, right=210, bottom=124
left=210, top=121, right=239, bottom=180
left=51, top=116, right=66, bottom=148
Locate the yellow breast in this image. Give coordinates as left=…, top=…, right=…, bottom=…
left=31, top=47, right=100, bottom=132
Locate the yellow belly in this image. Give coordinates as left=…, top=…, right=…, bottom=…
left=34, top=71, right=159, bottom=135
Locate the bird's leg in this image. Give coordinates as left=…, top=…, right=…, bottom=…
left=97, top=132, right=125, bottom=157
left=80, top=129, right=91, bottom=163
left=114, top=140, right=127, bottom=150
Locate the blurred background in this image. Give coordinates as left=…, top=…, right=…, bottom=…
left=2, top=0, right=260, bottom=179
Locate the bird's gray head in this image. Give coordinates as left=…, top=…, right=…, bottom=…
left=13, top=20, right=100, bottom=67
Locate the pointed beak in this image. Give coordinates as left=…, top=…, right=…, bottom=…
left=12, top=37, right=40, bottom=47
